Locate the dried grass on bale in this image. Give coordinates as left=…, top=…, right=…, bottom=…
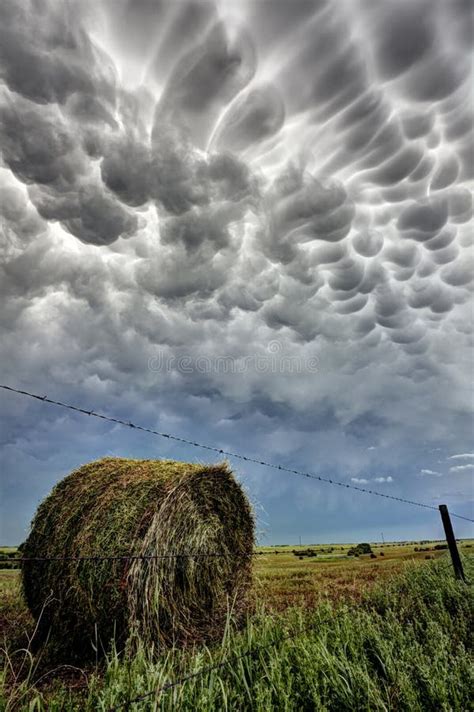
left=21, top=457, right=254, bottom=658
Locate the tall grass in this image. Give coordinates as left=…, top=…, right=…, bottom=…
left=2, top=558, right=473, bottom=711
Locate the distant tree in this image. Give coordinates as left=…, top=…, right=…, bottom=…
left=348, top=542, right=373, bottom=556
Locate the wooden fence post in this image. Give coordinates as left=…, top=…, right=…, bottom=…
left=438, top=504, right=466, bottom=582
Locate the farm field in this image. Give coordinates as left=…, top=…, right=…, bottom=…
left=2, top=539, right=471, bottom=605
left=1, top=540, right=473, bottom=710
left=253, top=539, right=474, bottom=608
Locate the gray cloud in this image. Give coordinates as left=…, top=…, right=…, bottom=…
left=0, top=94, right=85, bottom=187
left=101, top=137, right=151, bottom=208
left=211, top=83, right=285, bottom=154
left=1, top=0, right=473, bottom=542
left=0, top=0, right=115, bottom=106
left=371, top=1, right=434, bottom=78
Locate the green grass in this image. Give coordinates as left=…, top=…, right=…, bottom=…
left=2, top=556, right=473, bottom=711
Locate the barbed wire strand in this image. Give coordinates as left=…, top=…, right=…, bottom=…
left=0, top=547, right=366, bottom=564
left=108, top=609, right=335, bottom=712
left=109, top=553, right=471, bottom=711
left=0, top=551, right=455, bottom=565
left=0, top=552, right=266, bottom=563
left=1, top=384, right=473, bottom=523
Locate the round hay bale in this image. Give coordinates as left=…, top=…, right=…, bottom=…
left=22, top=457, right=254, bottom=658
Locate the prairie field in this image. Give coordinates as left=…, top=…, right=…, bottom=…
left=1, top=540, right=473, bottom=711
left=253, top=540, right=472, bottom=609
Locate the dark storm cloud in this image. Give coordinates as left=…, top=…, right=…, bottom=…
left=0, top=1, right=140, bottom=246
left=0, top=0, right=115, bottom=106
left=424, top=229, right=456, bottom=253
left=328, top=257, right=364, bottom=293
left=366, top=146, right=424, bottom=187
left=430, top=156, right=460, bottom=191
left=139, top=1, right=218, bottom=89
left=383, top=241, right=419, bottom=269
left=276, top=11, right=368, bottom=118
left=368, top=0, right=470, bottom=102
left=401, top=112, right=435, bottom=141
left=371, top=1, right=434, bottom=78
left=408, top=281, right=454, bottom=314
left=1, top=0, right=473, bottom=543
left=440, top=260, right=473, bottom=288
left=0, top=177, right=46, bottom=245
left=259, top=167, right=354, bottom=268
left=101, top=137, right=151, bottom=208
left=246, top=0, right=325, bottom=46
left=142, top=22, right=262, bottom=259
left=212, top=84, right=285, bottom=154
left=160, top=204, right=241, bottom=252
left=352, top=231, right=383, bottom=258
left=402, top=56, right=466, bottom=103
left=447, top=188, right=472, bottom=223
left=59, top=184, right=138, bottom=246
left=0, top=95, right=85, bottom=187
left=155, top=20, right=256, bottom=150
left=0, top=96, right=137, bottom=244
left=149, top=118, right=258, bottom=218
left=398, top=199, right=448, bottom=239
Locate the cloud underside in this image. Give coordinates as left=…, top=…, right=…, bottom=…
left=0, top=0, right=472, bottom=463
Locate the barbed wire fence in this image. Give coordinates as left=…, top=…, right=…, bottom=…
left=1, top=382, right=473, bottom=709
left=0, top=545, right=462, bottom=565
left=1, top=384, right=472, bottom=522
left=108, top=606, right=345, bottom=712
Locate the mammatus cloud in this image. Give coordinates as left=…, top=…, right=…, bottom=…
left=0, top=0, right=473, bottom=542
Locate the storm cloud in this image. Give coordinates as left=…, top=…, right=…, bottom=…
left=1, top=0, right=473, bottom=544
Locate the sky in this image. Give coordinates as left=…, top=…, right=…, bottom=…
left=0, top=0, right=473, bottom=546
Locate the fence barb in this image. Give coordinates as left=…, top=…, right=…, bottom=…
left=2, top=384, right=472, bottom=522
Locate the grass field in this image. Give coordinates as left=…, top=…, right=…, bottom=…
left=254, top=539, right=473, bottom=608
left=1, top=541, right=473, bottom=710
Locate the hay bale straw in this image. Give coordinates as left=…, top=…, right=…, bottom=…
left=22, top=457, right=254, bottom=657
